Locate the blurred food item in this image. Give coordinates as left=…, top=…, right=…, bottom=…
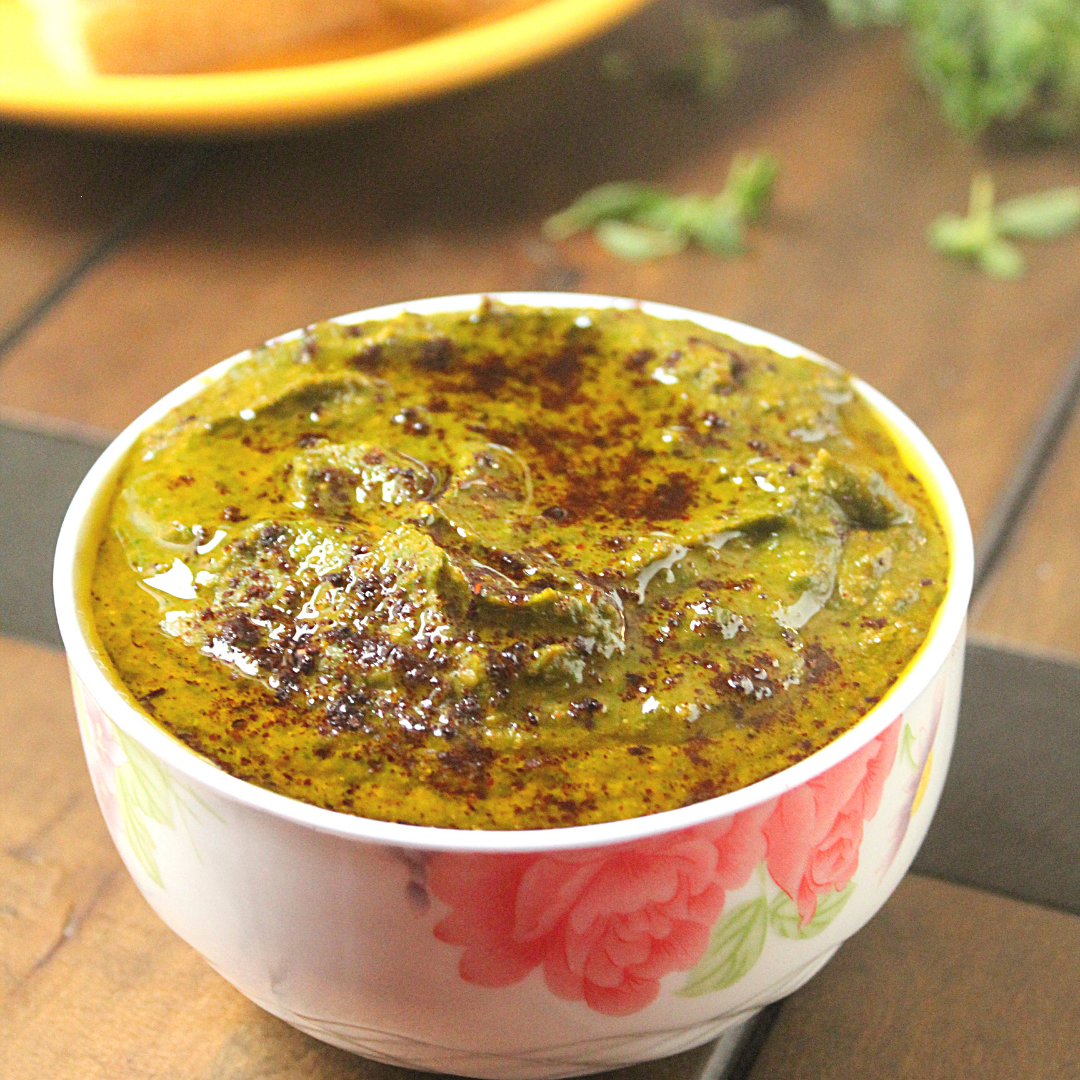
left=822, top=0, right=1080, bottom=140
left=543, top=152, right=778, bottom=260
left=929, top=173, right=1080, bottom=280
left=597, top=6, right=799, bottom=101
left=906, top=0, right=1080, bottom=139
left=664, top=4, right=798, bottom=98
left=25, top=0, right=507, bottom=75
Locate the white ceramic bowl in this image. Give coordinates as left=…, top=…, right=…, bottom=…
left=54, top=293, right=973, bottom=1079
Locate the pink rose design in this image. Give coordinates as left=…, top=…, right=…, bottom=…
left=763, top=717, right=901, bottom=925
left=75, top=678, right=125, bottom=839
left=428, top=806, right=772, bottom=1016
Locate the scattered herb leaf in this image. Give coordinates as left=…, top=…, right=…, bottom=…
left=995, top=186, right=1080, bottom=240
left=930, top=173, right=1080, bottom=278
left=976, top=237, right=1027, bottom=279
left=907, top=0, right=1080, bottom=139
left=722, top=151, right=779, bottom=224
left=543, top=153, right=779, bottom=261
left=542, top=182, right=666, bottom=241
left=928, top=172, right=1014, bottom=275
left=595, top=220, right=689, bottom=259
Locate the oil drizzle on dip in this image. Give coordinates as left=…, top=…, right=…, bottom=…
left=92, top=302, right=949, bottom=829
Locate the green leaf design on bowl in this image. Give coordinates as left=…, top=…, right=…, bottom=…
left=108, top=722, right=214, bottom=887
left=678, top=896, right=769, bottom=996
left=768, top=880, right=855, bottom=940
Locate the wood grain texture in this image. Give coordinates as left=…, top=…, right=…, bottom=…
left=971, top=407, right=1080, bottom=661
left=0, top=126, right=177, bottom=336
left=1, top=11, right=1078, bottom=540
left=748, top=874, right=1080, bottom=1080
left=0, top=637, right=118, bottom=1000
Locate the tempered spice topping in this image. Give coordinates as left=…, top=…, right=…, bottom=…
left=91, top=301, right=949, bottom=829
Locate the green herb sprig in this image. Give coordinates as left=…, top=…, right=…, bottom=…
left=929, top=172, right=1080, bottom=278
left=822, top=0, right=1080, bottom=140
left=907, top=0, right=1080, bottom=140
left=543, top=154, right=779, bottom=261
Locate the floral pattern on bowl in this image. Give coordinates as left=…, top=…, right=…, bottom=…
left=73, top=673, right=205, bottom=887
left=429, top=717, right=901, bottom=1016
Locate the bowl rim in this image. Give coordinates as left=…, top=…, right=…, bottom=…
left=54, top=291, right=973, bottom=853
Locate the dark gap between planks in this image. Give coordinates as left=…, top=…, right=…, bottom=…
left=0, top=146, right=208, bottom=370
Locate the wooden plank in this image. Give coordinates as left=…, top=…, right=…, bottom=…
left=747, top=874, right=1080, bottom=1080
left=0, top=637, right=119, bottom=1002
left=971, top=407, right=1080, bottom=661
left=0, top=126, right=178, bottom=338
left=1, top=19, right=1077, bottom=539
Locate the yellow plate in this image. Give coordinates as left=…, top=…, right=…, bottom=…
left=0, top=0, right=649, bottom=133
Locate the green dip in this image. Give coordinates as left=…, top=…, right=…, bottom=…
left=92, top=301, right=949, bottom=829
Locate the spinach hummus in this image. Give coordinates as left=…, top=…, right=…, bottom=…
left=92, top=302, right=949, bottom=829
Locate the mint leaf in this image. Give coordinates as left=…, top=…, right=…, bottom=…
left=927, top=172, right=1070, bottom=278
left=724, top=152, right=779, bottom=223
left=637, top=193, right=713, bottom=234
left=679, top=897, right=768, bottom=996
left=543, top=154, right=777, bottom=261
left=542, top=182, right=665, bottom=241
left=695, top=208, right=745, bottom=255
left=995, top=186, right=1080, bottom=239
left=594, top=220, right=687, bottom=260
left=977, top=238, right=1026, bottom=280
left=928, top=212, right=993, bottom=259
left=906, top=0, right=1080, bottom=139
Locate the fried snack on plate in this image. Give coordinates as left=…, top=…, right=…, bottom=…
left=25, top=0, right=504, bottom=75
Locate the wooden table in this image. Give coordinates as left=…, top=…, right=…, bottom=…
left=2, top=4, right=1079, bottom=1077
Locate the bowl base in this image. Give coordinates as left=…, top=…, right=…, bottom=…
left=236, top=988, right=763, bottom=1079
